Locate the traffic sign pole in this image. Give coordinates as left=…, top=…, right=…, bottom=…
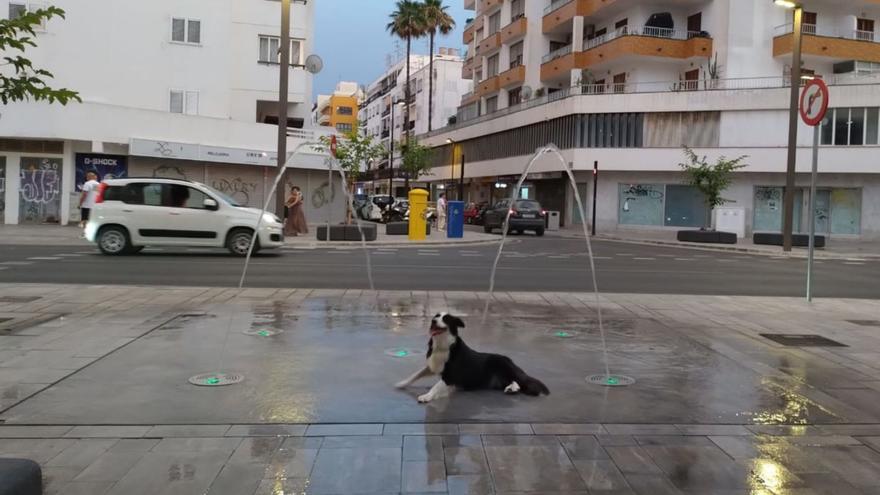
left=798, top=78, right=829, bottom=302
left=806, top=125, right=819, bottom=302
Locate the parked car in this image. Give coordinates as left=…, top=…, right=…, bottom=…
left=482, top=199, right=546, bottom=236
left=464, top=202, right=488, bottom=225
left=84, top=178, right=284, bottom=256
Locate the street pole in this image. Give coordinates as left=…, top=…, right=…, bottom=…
left=459, top=153, right=465, bottom=201
left=388, top=102, right=395, bottom=196
left=806, top=124, right=819, bottom=301
left=591, top=160, right=598, bottom=236
left=781, top=5, right=803, bottom=252
left=275, top=0, right=291, bottom=217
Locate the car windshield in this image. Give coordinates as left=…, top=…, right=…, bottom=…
left=515, top=200, right=541, bottom=210
left=197, top=183, right=241, bottom=207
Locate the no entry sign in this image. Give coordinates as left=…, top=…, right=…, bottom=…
left=329, top=135, right=338, bottom=158
left=800, top=78, right=829, bottom=127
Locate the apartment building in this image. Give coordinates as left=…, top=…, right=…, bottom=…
left=360, top=51, right=472, bottom=195
left=423, top=0, right=880, bottom=239
left=313, top=81, right=362, bottom=134
left=1, top=0, right=345, bottom=226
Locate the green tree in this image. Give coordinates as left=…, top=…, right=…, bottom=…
left=679, top=146, right=748, bottom=229
left=399, top=139, right=433, bottom=190
left=1, top=7, right=79, bottom=104
left=421, top=0, right=454, bottom=132
left=387, top=0, right=425, bottom=143
left=319, top=129, right=386, bottom=223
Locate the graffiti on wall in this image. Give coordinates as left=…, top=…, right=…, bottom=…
left=19, top=158, right=61, bottom=224
left=151, top=165, right=189, bottom=180
left=311, top=181, right=336, bottom=209
left=212, top=177, right=258, bottom=206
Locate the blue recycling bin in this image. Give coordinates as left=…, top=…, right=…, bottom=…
left=447, top=200, right=464, bottom=238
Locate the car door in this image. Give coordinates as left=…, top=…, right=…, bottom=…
left=123, top=182, right=176, bottom=246
left=161, top=184, right=227, bottom=246
left=488, top=200, right=508, bottom=227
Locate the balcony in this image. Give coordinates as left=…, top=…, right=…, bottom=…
left=542, top=44, right=572, bottom=64
left=540, top=26, right=712, bottom=81
left=465, top=0, right=475, bottom=11
left=462, top=56, right=477, bottom=80
left=476, top=32, right=502, bottom=56
left=480, top=0, right=502, bottom=15
left=460, top=91, right=478, bottom=106
left=500, top=16, right=527, bottom=45
left=463, top=18, right=477, bottom=44
left=475, top=75, right=501, bottom=97
left=318, top=113, right=330, bottom=125
left=773, top=23, right=880, bottom=63
left=499, top=64, right=526, bottom=88
left=543, top=0, right=621, bottom=34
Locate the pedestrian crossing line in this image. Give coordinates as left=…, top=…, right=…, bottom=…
left=372, top=252, right=395, bottom=255
left=27, top=257, right=61, bottom=261
left=716, top=259, right=737, bottom=263
left=0, top=261, right=34, bottom=266
left=674, top=258, right=695, bottom=261
left=548, top=255, right=570, bottom=259
left=461, top=254, right=483, bottom=257
left=56, top=254, right=85, bottom=257
left=591, top=256, right=613, bottom=260
left=614, top=253, right=634, bottom=257
left=846, top=258, right=867, bottom=262
left=844, top=262, right=865, bottom=265
left=632, top=257, right=656, bottom=261
left=417, top=252, right=440, bottom=256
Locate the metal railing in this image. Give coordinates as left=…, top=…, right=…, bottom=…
left=544, top=0, right=572, bottom=15
left=541, top=44, right=572, bottom=63
left=774, top=22, right=879, bottom=43
left=424, top=73, right=880, bottom=138
left=584, top=25, right=707, bottom=51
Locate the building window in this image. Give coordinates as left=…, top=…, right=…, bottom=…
left=487, top=54, right=499, bottom=77
left=488, top=12, right=501, bottom=35
left=337, top=106, right=354, bottom=116
left=511, top=0, right=524, bottom=20
left=664, top=185, right=708, bottom=228
left=821, top=107, right=880, bottom=146
left=486, top=96, right=498, bottom=113
left=336, top=123, right=353, bottom=133
left=8, top=2, right=26, bottom=20
left=508, top=87, right=522, bottom=106
left=259, top=36, right=303, bottom=65
left=170, top=90, right=199, bottom=115
left=619, top=184, right=664, bottom=226
left=509, top=41, right=524, bottom=69
left=172, top=18, right=201, bottom=44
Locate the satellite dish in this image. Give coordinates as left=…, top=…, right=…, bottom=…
left=304, top=54, right=323, bottom=74
left=521, top=85, right=533, bottom=100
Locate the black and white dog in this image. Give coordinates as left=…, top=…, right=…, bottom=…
left=395, top=312, right=550, bottom=403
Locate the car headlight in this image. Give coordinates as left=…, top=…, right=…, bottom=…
left=262, top=213, right=282, bottom=225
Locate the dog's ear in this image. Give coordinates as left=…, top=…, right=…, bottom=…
left=445, top=314, right=465, bottom=329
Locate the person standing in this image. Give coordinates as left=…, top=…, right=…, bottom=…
left=284, top=186, right=308, bottom=236
left=78, top=171, right=100, bottom=229
left=437, top=192, right=447, bottom=232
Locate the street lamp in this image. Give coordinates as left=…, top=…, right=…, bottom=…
left=388, top=99, right=405, bottom=196
left=775, top=0, right=804, bottom=252
left=446, top=138, right=465, bottom=201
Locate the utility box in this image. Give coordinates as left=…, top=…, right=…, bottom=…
left=546, top=211, right=560, bottom=231
left=447, top=200, right=465, bottom=238
left=408, top=188, right=428, bottom=241
left=714, top=207, right=746, bottom=238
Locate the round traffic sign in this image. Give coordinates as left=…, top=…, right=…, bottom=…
left=799, top=78, right=829, bottom=127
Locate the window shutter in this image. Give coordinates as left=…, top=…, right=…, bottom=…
left=185, top=91, right=199, bottom=115
left=187, top=20, right=201, bottom=44
left=172, top=18, right=186, bottom=42
left=170, top=90, right=184, bottom=113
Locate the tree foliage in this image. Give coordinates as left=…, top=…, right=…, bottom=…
left=318, top=128, right=386, bottom=180
left=1, top=7, right=80, bottom=105
left=399, top=139, right=433, bottom=186
left=679, top=146, right=748, bottom=228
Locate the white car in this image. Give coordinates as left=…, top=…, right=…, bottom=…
left=85, top=178, right=284, bottom=256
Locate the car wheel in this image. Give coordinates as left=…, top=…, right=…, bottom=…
left=97, top=226, right=130, bottom=256
left=483, top=224, right=492, bottom=233
left=535, top=228, right=545, bottom=237
left=227, top=228, right=257, bottom=257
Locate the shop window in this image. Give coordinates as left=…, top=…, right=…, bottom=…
left=618, top=184, right=664, bottom=226
left=664, top=185, right=708, bottom=228
left=829, top=188, right=861, bottom=234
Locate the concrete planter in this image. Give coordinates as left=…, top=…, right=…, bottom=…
left=676, top=230, right=738, bottom=244
left=316, top=224, right=377, bottom=242
left=0, top=459, right=41, bottom=495
left=753, top=233, right=825, bottom=248
left=385, top=222, right=431, bottom=236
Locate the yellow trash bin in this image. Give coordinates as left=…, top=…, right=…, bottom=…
left=408, top=188, right=429, bottom=241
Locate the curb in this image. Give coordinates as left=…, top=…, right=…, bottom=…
left=283, top=238, right=507, bottom=250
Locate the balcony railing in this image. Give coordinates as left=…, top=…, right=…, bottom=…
left=584, top=25, right=707, bottom=51
left=508, top=57, right=523, bottom=70
left=542, top=44, right=572, bottom=63
left=423, top=73, right=880, bottom=138
left=544, top=0, right=572, bottom=15
left=774, top=22, right=878, bottom=43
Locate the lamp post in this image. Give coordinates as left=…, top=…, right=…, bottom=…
left=275, top=0, right=292, bottom=217
left=775, top=0, right=804, bottom=252
left=388, top=99, right=404, bottom=196
left=445, top=138, right=464, bottom=200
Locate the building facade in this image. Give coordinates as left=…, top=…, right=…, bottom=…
left=423, top=0, right=880, bottom=239
left=1, top=0, right=347, bottom=226
left=313, top=81, right=362, bottom=134
left=360, top=51, right=472, bottom=195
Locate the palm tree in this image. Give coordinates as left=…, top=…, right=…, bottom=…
left=421, top=0, right=455, bottom=132
left=387, top=0, right=425, bottom=145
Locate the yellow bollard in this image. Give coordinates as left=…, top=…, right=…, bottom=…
left=408, top=188, right=428, bottom=241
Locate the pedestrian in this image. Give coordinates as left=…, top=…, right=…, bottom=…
left=78, top=171, right=100, bottom=229
left=437, top=192, right=447, bottom=232
left=284, top=185, right=308, bottom=236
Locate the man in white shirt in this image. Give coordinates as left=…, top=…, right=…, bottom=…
left=437, top=193, right=447, bottom=232
left=79, top=171, right=99, bottom=229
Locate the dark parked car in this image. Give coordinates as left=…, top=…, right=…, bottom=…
left=483, top=199, right=546, bottom=236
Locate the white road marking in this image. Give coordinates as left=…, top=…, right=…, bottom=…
left=461, top=254, right=483, bottom=257
left=632, top=257, right=656, bottom=261
left=615, top=253, right=634, bottom=256
left=0, top=261, right=34, bottom=266
left=27, top=257, right=61, bottom=261
left=75, top=251, right=96, bottom=254
left=591, top=256, right=613, bottom=260
left=56, top=254, right=84, bottom=257
left=417, top=252, right=440, bottom=256
left=844, top=262, right=865, bottom=265
left=716, top=259, right=736, bottom=263
left=674, top=258, right=695, bottom=261
left=846, top=258, right=867, bottom=262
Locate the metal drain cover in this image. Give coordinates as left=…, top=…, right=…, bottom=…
left=385, top=347, right=415, bottom=358
left=243, top=328, right=283, bottom=337
left=760, top=334, right=847, bottom=347
left=586, top=374, right=636, bottom=387
left=846, top=320, right=880, bottom=327
left=188, top=372, right=244, bottom=387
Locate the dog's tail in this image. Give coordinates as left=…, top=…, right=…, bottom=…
left=513, top=366, right=550, bottom=396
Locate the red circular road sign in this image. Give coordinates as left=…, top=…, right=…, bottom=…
left=799, top=78, right=829, bottom=127
left=329, top=135, right=338, bottom=158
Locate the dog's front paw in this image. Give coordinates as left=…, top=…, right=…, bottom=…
left=395, top=380, right=409, bottom=389
left=417, top=393, right=433, bottom=403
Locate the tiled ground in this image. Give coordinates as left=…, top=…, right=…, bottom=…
left=2, top=284, right=880, bottom=493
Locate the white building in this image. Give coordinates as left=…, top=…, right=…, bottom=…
left=1, top=0, right=345, bottom=226
left=423, top=0, right=880, bottom=240
left=360, top=50, right=472, bottom=195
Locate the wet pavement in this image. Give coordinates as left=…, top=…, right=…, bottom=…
left=2, top=284, right=880, bottom=493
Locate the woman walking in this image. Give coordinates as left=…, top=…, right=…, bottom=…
left=284, top=186, right=308, bottom=236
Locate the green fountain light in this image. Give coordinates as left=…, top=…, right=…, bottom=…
left=395, top=350, right=409, bottom=357
left=606, top=377, right=619, bottom=385
left=205, top=377, right=221, bottom=385
left=258, top=330, right=271, bottom=337
left=555, top=331, right=573, bottom=338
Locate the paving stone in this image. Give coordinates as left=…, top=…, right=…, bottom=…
left=264, top=446, right=319, bottom=479
left=253, top=477, right=311, bottom=495
left=0, top=426, right=73, bottom=438
left=227, top=437, right=284, bottom=465
left=622, top=474, right=683, bottom=495
left=225, top=424, right=307, bottom=437
left=635, top=435, right=716, bottom=447
left=73, top=451, right=146, bottom=482
left=532, top=423, right=607, bottom=435
left=675, top=425, right=752, bottom=436
left=384, top=423, right=460, bottom=435
left=560, top=435, right=611, bottom=460
left=402, top=460, right=447, bottom=493
left=104, top=451, right=231, bottom=495
left=604, top=424, right=681, bottom=435
left=403, top=435, right=444, bottom=461
left=441, top=435, right=483, bottom=448
left=305, top=423, right=383, bottom=436
left=64, top=425, right=151, bottom=438
left=604, top=446, right=664, bottom=475
left=459, top=423, right=533, bottom=435
left=446, top=474, right=495, bottom=495
left=49, top=481, right=114, bottom=495
left=320, top=435, right=403, bottom=449
left=572, top=459, right=631, bottom=491
left=145, top=425, right=231, bottom=438
left=445, top=446, right=489, bottom=475
left=597, top=435, right=639, bottom=446
left=107, top=438, right=160, bottom=453
left=151, top=437, right=242, bottom=453
left=46, top=438, right=118, bottom=468
left=484, top=444, right=586, bottom=492
left=482, top=434, right=561, bottom=446
left=307, top=447, right=402, bottom=494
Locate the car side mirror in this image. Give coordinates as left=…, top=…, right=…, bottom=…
left=203, top=198, right=219, bottom=211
